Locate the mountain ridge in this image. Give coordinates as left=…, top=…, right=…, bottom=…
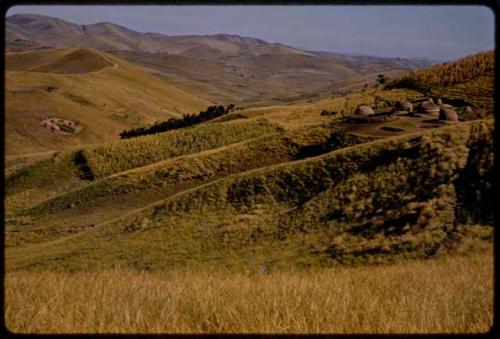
left=6, top=13, right=438, bottom=105
left=6, top=13, right=431, bottom=64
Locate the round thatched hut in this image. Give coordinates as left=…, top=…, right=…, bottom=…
left=418, top=102, right=440, bottom=115
left=354, top=105, right=374, bottom=116
left=439, top=108, right=459, bottom=122
left=396, top=101, right=413, bottom=112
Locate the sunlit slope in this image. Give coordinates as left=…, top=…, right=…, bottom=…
left=5, top=120, right=281, bottom=213
left=5, top=120, right=493, bottom=270
left=6, top=133, right=299, bottom=247
left=213, top=88, right=425, bottom=128
left=389, top=50, right=494, bottom=116
left=6, top=48, right=114, bottom=73
left=5, top=48, right=211, bottom=155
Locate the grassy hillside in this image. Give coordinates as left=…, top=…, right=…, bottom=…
left=6, top=134, right=299, bottom=247
left=388, top=51, right=494, bottom=116
left=6, top=119, right=351, bottom=246
left=5, top=120, right=280, bottom=213
left=5, top=48, right=211, bottom=155
left=5, top=119, right=493, bottom=271
left=215, top=87, right=424, bottom=129
left=6, top=48, right=115, bottom=74
left=389, top=51, right=493, bottom=91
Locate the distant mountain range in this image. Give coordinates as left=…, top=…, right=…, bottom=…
left=6, top=13, right=435, bottom=105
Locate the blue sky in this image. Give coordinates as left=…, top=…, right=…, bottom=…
left=7, top=5, right=495, bottom=61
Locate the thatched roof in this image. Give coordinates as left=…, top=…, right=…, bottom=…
left=417, top=101, right=440, bottom=115
left=396, top=101, right=413, bottom=112
left=354, top=105, right=374, bottom=115
left=439, top=108, right=459, bottom=121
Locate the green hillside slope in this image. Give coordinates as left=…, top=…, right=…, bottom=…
left=6, top=120, right=493, bottom=271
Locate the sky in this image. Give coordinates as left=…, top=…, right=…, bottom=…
left=7, top=5, right=495, bottom=61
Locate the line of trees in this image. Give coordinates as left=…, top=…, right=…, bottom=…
left=120, top=104, right=235, bottom=139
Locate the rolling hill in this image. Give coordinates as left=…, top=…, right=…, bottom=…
left=4, top=12, right=494, bottom=334
left=6, top=13, right=434, bottom=105
left=4, top=12, right=493, bottom=272
left=388, top=50, right=495, bottom=117
left=5, top=118, right=494, bottom=270
left=5, top=47, right=211, bottom=155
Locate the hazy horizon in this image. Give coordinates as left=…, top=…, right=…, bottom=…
left=7, top=5, right=495, bottom=62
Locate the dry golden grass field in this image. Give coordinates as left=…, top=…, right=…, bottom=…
left=5, top=249, right=493, bottom=334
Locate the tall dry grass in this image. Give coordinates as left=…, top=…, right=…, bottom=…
left=5, top=252, right=492, bottom=334
left=389, top=50, right=494, bottom=91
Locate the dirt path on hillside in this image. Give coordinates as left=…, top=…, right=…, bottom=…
left=92, top=50, right=119, bottom=74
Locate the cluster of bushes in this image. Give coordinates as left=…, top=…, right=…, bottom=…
left=388, top=50, right=494, bottom=92
left=120, top=104, right=235, bottom=139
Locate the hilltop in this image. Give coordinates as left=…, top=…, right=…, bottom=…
left=5, top=47, right=210, bottom=155
left=6, top=13, right=433, bottom=105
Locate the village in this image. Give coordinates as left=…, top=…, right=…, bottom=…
left=341, top=97, right=470, bottom=137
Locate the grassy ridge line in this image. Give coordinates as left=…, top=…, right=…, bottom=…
left=21, top=120, right=483, bottom=244
left=4, top=120, right=493, bottom=270
left=24, top=132, right=297, bottom=216
left=145, top=120, right=480, bottom=213
left=5, top=252, right=493, bottom=333
left=82, top=120, right=279, bottom=178
left=94, top=120, right=486, bottom=223
left=6, top=120, right=279, bottom=204
left=22, top=121, right=354, bottom=217
left=32, top=49, right=117, bottom=75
